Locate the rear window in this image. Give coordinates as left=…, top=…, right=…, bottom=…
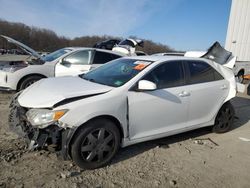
left=119, top=39, right=135, bottom=47
left=186, top=61, right=224, bottom=84
left=93, top=51, right=121, bottom=64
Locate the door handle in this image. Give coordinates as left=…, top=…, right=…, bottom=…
left=220, top=85, right=228, bottom=90
left=178, top=91, right=190, bottom=97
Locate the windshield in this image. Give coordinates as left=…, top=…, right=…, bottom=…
left=81, top=58, right=153, bottom=87
left=42, top=48, right=72, bottom=62
left=119, top=39, right=135, bottom=47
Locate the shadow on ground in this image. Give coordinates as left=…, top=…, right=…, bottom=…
left=112, top=96, right=250, bottom=165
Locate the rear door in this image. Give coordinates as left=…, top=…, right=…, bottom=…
left=184, top=60, right=229, bottom=126
left=55, top=50, right=94, bottom=77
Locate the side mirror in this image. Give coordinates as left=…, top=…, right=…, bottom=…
left=138, top=80, right=157, bottom=91
left=61, top=60, right=71, bottom=67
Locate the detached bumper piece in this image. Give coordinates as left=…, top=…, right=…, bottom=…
left=28, top=125, right=63, bottom=151
left=26, top=125, right=75, bottom=160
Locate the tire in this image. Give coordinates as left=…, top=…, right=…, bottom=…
left=71, top=118, right=120, bottom=169
left=18, top=75, right=43, bottom=91
left=237, top=71, right=244, bottom=83
left=212, top=102, right=235, bottom=133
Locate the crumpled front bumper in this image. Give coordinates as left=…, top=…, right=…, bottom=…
left=25, top=124, right=76, bottom=160
left=9, top=95, right=76, bottom=160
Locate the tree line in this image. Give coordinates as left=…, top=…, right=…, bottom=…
left=0, top=19, right=173, bottom=54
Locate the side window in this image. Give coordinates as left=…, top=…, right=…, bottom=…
left=186, top=61, right=224, bottom=84
left=63, top=50, right=92, bottom=65
left=214, top=69, right=224, bottom=80
left=93, top=51, right=121, bottom=64
left=143, top=61, right=185, bottom=89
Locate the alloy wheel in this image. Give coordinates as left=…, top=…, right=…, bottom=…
left=80, top=128, right=115, bottom=162
left=216, top=106, right=234, bottom=131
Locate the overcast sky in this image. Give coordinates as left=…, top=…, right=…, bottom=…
left=0, top=0, right=231, bottom=51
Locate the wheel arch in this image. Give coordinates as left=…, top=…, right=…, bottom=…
left=17, top=73, right=47, bottom=90
left=213, top=100, right=235, bottom=133
left=214, top=100, right=234, bottom=122
left=237, top=69, right=245, bottom=76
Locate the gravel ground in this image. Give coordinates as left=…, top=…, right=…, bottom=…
left=0, top=92, right=250, bottom=188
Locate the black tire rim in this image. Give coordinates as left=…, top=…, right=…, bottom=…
left=80, top=128, right=115, bottom=162
left=216, top=107, right=234, bottom=131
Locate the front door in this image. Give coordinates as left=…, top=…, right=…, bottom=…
left=128, top=61, right=190, bottom=140
left=55, top=50, right=94, bottom=77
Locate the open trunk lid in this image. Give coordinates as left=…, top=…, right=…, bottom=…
left=202, top=41, right=236, bottom=69
left=202, top=42, right=245, bottom=93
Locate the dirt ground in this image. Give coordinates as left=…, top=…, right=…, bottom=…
left=0, top=90, right=250, bottom=188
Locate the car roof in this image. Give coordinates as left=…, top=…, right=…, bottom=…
left=123, top=55, right=206, bottom=62
left=152, top=52, right=185, bottom=56
left=64, top=47, right=125, bottom=56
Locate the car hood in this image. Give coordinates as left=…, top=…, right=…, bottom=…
left=18, top=76, right=113, bottom=108
left=0, top=35, right=41, bottom=59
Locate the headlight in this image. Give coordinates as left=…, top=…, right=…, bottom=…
left=2, top=66, right=26, bottom=73
left=26, top=109, right=68, bottom=128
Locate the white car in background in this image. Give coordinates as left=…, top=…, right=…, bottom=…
left=0, top=35, right=124, bottom=91
left=112, top=38, right=144, bottom=56
left=9, top=42, right=244, bottom=169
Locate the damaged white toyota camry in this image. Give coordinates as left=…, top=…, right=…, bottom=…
left=9, top=42, right=242, bottom=169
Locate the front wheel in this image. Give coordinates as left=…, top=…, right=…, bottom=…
left=213, top=102, right=235, bottom=133
left=71, top=119, right=120, bottom=169
left=18, top=75, right=44, bottom=91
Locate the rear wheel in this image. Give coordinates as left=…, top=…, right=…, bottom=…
left=213, top=102, right=235, bottom=133
left=71, top=119, right=120, bottom=169
left=18, top=75, right=44, bottom=91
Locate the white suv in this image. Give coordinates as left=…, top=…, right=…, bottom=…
left=0, top=35, right=123, bottom=91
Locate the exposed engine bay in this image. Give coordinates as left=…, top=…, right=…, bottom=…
left=0, top=60, right=28, bottom=72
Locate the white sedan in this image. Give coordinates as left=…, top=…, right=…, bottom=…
left=9, top=42, right=241, bottom=169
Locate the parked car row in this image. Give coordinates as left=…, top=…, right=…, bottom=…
left=8, top=40, right=245, bottom=169
left=94, top=38, right=146, bottom=56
